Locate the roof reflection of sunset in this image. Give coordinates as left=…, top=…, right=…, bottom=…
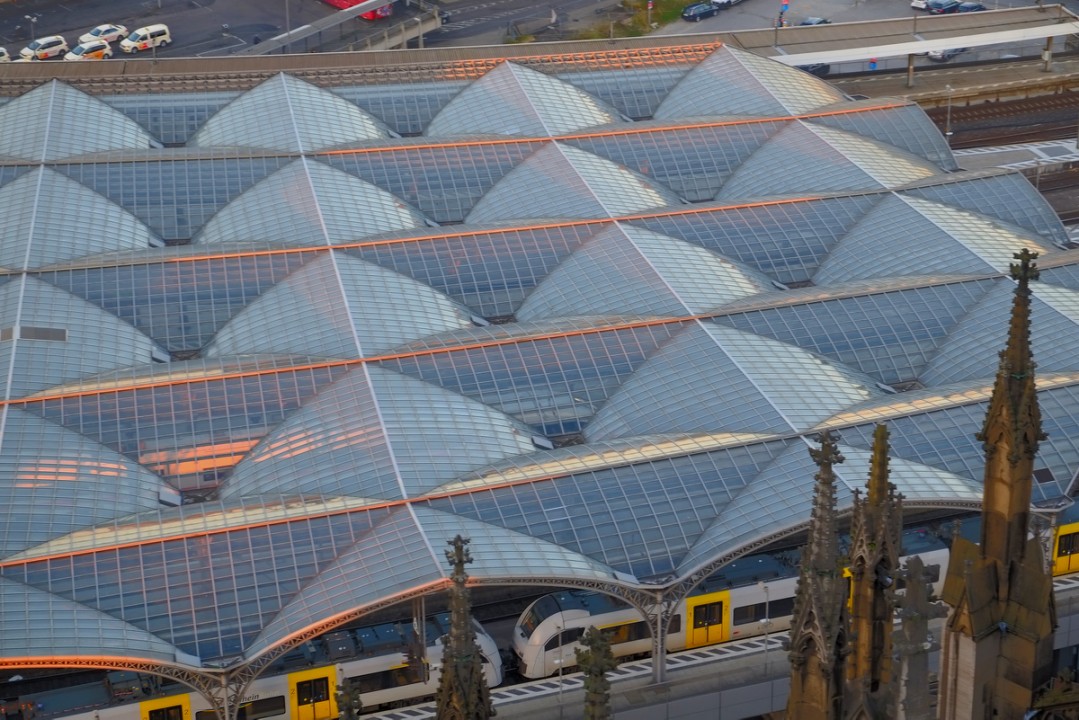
left=15, top=459, right=126, bottom=482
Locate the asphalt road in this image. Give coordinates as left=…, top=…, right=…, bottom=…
left=0, top=0, right=1060, bottom=61
left=0, top=0, right=336, bottom=58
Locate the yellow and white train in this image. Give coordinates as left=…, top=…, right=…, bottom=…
left=512, top=525, right=950, bottom=679
left=511, top=512, right=1079, bottom=680
left=4, top=613, right=501, bottom=720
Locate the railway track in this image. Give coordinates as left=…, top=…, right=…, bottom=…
left=924, top=92, right=1079, bottom=149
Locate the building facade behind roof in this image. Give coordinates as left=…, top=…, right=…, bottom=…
left=0, top=40, right=1076, bottom=680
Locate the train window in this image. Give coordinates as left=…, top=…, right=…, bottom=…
left=771, top=596, right=795, bottom=618
left=149, top=706, right=183, bottom=720
left=733, top=602, right=764, bottom=626
left=238, top=697, right=286, bottom=720
left=1059, top=531, right=1079, bottom=557
left=669, top=615, right=681, bottom=634
left=693, top=601, right=723, bottom=628
left=196, top=713, right=215, bottom=720
left=351, top=667, right=418, bottom=694
left=601, top=620, right=649, bottom=645
left=543, top=626, right=584, bottom=651
left=519, top=608, right=541, bottom=637
left=297, top=677, right=330, bottom=705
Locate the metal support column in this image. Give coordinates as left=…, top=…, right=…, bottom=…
left=906, top=54, right=915, bottom=88
left=650, top=591, right=668, bottom=685
left=1043, top=36, right=1054, bottom=72
left=413, top=595, right=427, bottom=658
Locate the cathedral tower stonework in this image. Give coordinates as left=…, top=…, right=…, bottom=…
left=937, top=249, right=1056, bottom=720
left=786, top=431, right=849, bottom=720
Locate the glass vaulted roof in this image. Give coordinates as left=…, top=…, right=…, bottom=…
left=518, top=224, right=775, bottom=319
left=0, top=43, right=1076, bottom=672
left=205, top=251, right=474, bottom=357
left=426, top=61, right=624, bottom=137
left=0, top=168, right=162, bottom=270
left=0, top=81, right=158, bottom=162
left=191, top=73, right=395, bottom=152
left=655, top=45, right=847, bottom=119
left=195, top=158, right=429, bottom=245
left=467, top=143, right=683, bottom=222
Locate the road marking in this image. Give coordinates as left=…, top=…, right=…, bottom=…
left=195, top=39, right=249, bottom=57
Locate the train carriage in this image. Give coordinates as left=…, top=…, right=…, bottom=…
left=3, top=614, right=502, bottom=720
left=512, top=526, right=953, bottom=679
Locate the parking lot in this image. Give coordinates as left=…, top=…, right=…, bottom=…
left=653, top=0, right=1063, bottom=73
left=0, top=0, right=338, bottom=62
left=656, top=0, right=1046, bottom=34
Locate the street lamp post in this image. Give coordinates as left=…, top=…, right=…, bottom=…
left=945, top=84, right=954, bottom=141
left=284, top=0, right=292, bottom=54
left=758, top=581, right=774, bottom=709
left=555, top=625, right=564, bottom=720
left=25, top=15, right=37, bottom=40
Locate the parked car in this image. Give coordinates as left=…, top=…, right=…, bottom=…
left=79, top=24, right=129, bottom=44
left=926, top=0, right=961, bottom=13
left=682, top=1, right=722, bottom=20
left=64, top=39, right=113, bottom=61
left=928, top=47, right=967, bottom=61
left=120, top=24, right=171, bottom=53
left=957, top=1, right=987, bottom=9
left=911, top=0, right=929, bottom=9
left=800, top=17, right=831, bottom=25
left=0, top=47, right=9, bottom=63
left=19, top=35, right=69, bottom=60
left=796, top=63, right=831, bottom=77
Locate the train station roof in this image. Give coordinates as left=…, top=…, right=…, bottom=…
left=0, top=40, right=1077, bottom=673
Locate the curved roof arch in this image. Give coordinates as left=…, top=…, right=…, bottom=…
left=0, top=81, right=158, bottom=162
left=194, top=158, right=430, bottom=246
left=921, top=280, right=1079, bottom=386
left=221, top=365, right=538, bottom=501
left=0, top=408, right=167, bottom=558
left=716, top=276, right=998, bottom=386
left=517, top=224, right=775, bottom=320
left=0, top=277, right=169, bottom=398
left=585, top=323, right=883, bottom=440
left=191, top=73, right=395, bottom=152
left=806, top=101, right=959, bottom=171
left=654, top=45, right=847, bottom=119
left=902, top=170, right=1069, bottom=246
left=205, top=252, right=474, bottom=358
left=426, top=61, right=624, bottom=137
left=0, top=577, right=195, bottom=664
left=813, top=195, right=1054, bottom=284
left=716, top=119, right=945, bottom=201
left=466, top=143, right=682, bottom=223
left=0, top=41, right=1076, bottom=676
left=716, top=122, right=941, bottom=202
left=675, top=438, right=982, bottom=576
left=0, top=168, right=162, bottom=270
left=246, top=505, right=626, bottom=658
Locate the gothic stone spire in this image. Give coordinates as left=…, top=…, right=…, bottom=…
left=787, top=431, right=849, bottom=720
left=436, top=536, right=495, bottom=720
left=977, top=248, right=1045, bottom=569
left=846, top=424, right=902, bottom=719
left=937, top=249, right=1056, bottom=720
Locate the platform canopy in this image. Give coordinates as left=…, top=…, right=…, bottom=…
left=0, top=43, right=1076, bottom=672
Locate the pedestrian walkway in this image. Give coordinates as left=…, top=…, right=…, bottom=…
left=953, top=137, right=1079, bottom=170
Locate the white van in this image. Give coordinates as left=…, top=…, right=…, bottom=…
left=120, top=24, right=171, bottom=53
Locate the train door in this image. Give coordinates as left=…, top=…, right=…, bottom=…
left=1054, top=523, right=1079, bottom=576
left=685, top=590, right=730, bottom=648
left=140, top=693, right=191, bottom=720
left=289, top=667, right=337, bottom=720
